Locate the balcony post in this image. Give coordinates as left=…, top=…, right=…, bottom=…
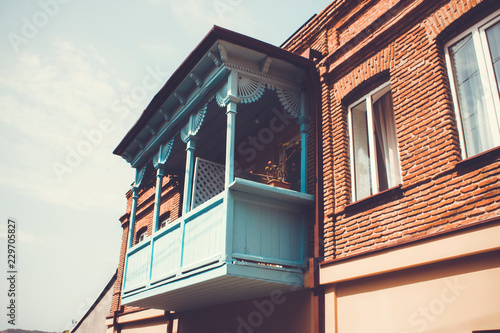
left=182, top=138, right=196, bottom=214
left=128, top=166, right=146, bottom=249
left=128, top=188, right=139, bottom=249
left=299, top=92, right=309, bottom=193
left=152, top=140, right=174, bottom=230
left=152, top=167, right=165, bottom=230
left=225, top=70, right=240, bottom=188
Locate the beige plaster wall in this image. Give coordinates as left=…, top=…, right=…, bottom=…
left=327, top=251, right=500, bottom=333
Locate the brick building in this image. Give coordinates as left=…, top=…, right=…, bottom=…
left=107, top=0, right=500, bottom=332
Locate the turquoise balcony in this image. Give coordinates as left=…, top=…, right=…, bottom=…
left=114, top=27, right=317, bottom=311
left=122, top=178, right=312, bottom=311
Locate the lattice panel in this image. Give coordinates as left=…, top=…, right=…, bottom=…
left=191, top=158, right=225, bottom=209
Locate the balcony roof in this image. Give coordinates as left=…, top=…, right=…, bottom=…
left=113, top=25, right=316, bottom=167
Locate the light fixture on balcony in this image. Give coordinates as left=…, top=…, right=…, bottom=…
left=255, top=115, right=260, bottom=124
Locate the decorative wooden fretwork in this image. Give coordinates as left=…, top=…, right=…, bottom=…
left=180, top=104, right=207, bottom=143
left=214, top=76, right=302, bottom=119
left=191, top=158, right=225, bottom=209
left=215, top=83, right=229, bottom=107
left=238, top=75, right=266, bottom=104
left=152, top=137, right=175, bottom=169
left=133, top=165, right=147, bottom=190
left=274, top=86, right=301, bottom=119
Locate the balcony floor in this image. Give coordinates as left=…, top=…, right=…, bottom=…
left=122, top=260, right=304, bottom=312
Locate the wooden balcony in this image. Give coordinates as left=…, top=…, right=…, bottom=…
left=121, top=178, right=313, bottom=311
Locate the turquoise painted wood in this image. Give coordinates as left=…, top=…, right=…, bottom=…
left=151, top=222, right=181, bottom=282
left=182, top=197, right=225, bottom=269
left=124, top=241, right=151, bottom=290
left=122, top=178, right=313, bottom=309
left=182, top=139, right=196, bottom=214
left=232, top=192, right=305, bottom=265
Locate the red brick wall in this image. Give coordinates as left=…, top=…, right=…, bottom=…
left=284, top=0, right=500, bottom=261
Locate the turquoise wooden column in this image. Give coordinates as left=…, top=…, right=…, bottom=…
left=299, top=92, right=309, bottom=193
left=182, top=138, right=196, bottom=214
left=152, top=167, right=165, bottom=230
left=152, top=139, right=174, bottom=230
left=179, top=105, right=207, bottom=214
left=127, top=188, right=139, bottom=249
left=224, top=71, right=240, bottom=188
left=128, top=166, right=146, bottom=249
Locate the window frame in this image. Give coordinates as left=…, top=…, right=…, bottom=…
left=347, top=81, right=401, bottom=202
left=444, top=9, right=500, bottom=158
left=159, top=211, right=171, bottom=230
left=136, top=227, right=147, bottom=245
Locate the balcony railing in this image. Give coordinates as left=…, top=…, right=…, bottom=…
left=122, top=178, right=313, bottom=311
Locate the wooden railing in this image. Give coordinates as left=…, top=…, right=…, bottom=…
left=123, top=178, right=312, bottom=297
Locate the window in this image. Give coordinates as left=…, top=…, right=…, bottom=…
left=348, top=83, right=401, bottom=201
left=136, top=227, right=147, bottom=244
left=445, top=10, right=500, bottom=158
left=159, top=212, right=171, bottom=230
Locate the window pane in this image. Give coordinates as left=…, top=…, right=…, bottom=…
left=486, top=21, right=500, bottom=95
left=373, top=91, right=398, bottom=191
left=352, top=100, right=371, bottom=199
left=449, top=34, right=495, bottom=156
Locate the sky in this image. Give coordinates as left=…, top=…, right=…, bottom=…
left=0, top=0, right=332, bottom=331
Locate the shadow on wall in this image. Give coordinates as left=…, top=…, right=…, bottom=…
left=176, top=289, right=311, bottom=333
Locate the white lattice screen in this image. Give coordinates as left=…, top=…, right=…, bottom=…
left=191, top=158, right=225, bottom=209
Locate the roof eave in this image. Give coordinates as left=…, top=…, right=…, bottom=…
left=113, top=25, right=316, bottom=156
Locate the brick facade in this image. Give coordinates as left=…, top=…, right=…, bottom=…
left=106, top=1, right=500, bottom=331
left=283, top=0, right=500, bottom=261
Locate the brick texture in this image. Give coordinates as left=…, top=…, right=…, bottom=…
left=283, top=0, right=500, bottom=261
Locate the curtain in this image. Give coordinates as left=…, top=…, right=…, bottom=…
left=486, top=21, right=500, bottom=96
left=373, top=91, right=399, bottom=191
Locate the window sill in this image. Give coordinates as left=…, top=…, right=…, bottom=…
left=455, top=145, right=500, bottom=168
left=343, top=184, right=403, bottom=213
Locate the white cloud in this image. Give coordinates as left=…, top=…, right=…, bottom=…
left=0, top=39, right=135, bottom=212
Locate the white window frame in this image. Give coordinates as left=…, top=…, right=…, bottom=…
left=136, top=228, right=147, bottom=244
left=444, top=9, right=500, bottom=158
left=348, top=82, right=401, bottom=202
left=159, top=212, right=171, bottom=230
